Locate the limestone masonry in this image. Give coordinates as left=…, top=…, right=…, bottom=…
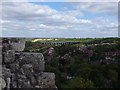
left=0, top=38, right=57, bottom=89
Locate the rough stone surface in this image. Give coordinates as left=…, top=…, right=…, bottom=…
left=0, top=45, right=2, bottom=54
left=0, top=39, right=2, bottom=65
left=0, top=65, right=2, bottom=78
left=1, top=38, right=57, bottom=89
left=10, top=62, right=20, bottom=73
left=2, top=38, right=25, bottom=51
left=18, top=77, right=32, bottom=88
left=28, top=74, right=37, bottom=86
left=0, top=78, right=6, bottom=90
left=2, top=43, right=11, bottom=52
left=19, top=53, right=45, bottom=73
left=21, top=64, right=33, bottom=75
left=0, top=55, right=2, bottom=65
left=11, top=74, right=17, bottom=88
left=2, top=67, right=11, bottom=79
left=3, top=50, right=15, bottom=63
left=37, top=72, right=55, bottom=88
left=10, top=38, right=25, bottom=51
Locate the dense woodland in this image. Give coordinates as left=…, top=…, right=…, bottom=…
left=24, top=37, right=120, bottom=88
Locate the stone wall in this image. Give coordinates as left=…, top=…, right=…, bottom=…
left=0, top=38, right=57, bottom=89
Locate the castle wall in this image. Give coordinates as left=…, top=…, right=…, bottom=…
left=0, top=38, right=57, bottom=89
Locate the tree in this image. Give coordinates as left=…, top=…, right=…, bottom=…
left=68, top=77, right=95, bottom=88
left=107, top=69, right=118, bottom=87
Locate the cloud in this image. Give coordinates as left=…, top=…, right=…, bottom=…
left=0, top=20, right=11, bottom=23
left=63, top=10, right=83, bottom=17
left=0, top=2, right=118, bottom=38
left=1, top=0, right=29, bottom=2
left=76, top=2, right=118, bottom=16
left=1, top=0, right=119, bottom=2
left=91, top=17, right=114, bottom=29
left=1, top=2, right=58, bottom=20
left=1, top=2, right=91, bottom=25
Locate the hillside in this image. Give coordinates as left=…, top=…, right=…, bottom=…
left=24, top=37, right=119, bottom=88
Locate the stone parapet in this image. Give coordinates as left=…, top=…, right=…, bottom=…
left=1, top=38, right=57, bottom=89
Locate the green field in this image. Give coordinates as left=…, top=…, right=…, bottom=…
left=28, top=37, right=118, bottom=42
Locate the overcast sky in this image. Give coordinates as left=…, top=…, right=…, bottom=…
left=0, top=1, right=118, bottom=38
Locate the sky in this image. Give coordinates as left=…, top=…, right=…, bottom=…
left=0, top=1, right=118, bottom=38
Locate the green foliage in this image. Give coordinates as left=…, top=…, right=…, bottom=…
left=107, top=69, right=118, bottom=87
left=68, top=77, right=95, bottom=88
left=76, top=67, right=92, bottom=78
left=24, top=38, right=119, bottom=88
left=55, top=45, right=77, bottom=56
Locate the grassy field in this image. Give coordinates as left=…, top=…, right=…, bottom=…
left=26, top=37, right=119, bottom=44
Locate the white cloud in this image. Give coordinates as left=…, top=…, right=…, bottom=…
left=0, top=20, right=11, bottom=23
left=76, top=2, right=118, bottom=16
left=1, top=2, right=58, bottom=20
left=30, top=28, right=36, bottom=31
left=1, top=0, right=119, bottom=2
left=0, top=2, right=118, bottom=38
left=63, top=10, right=83, bottom=17
left=39, top=24, right=72, bottom=30
left=1, top=0, right=31, bottom=2
left=1, top=2, right=91, bottom=25
left=39, top=24, right=47, bottom=28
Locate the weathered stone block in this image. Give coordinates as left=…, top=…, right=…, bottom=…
left=21, top=64, right=33, bottom=75
left=2, top=43, right=11, bottom=52
left=10, top=62, right=19, bottom=73
left=37, top=72, right=55, bottom=88
left=1, top=38, right=57, bottom=89
left=17, top=75, right=32, bottom=88
left=27, top=74, right=37, bottom=86
left=11, top=74, right=17, bottom=88
left=0, top=55, right=2, bottom=65
left=2, top=38, right=25, bottom=51
left=9, top=38, right=25, bottom=51
left=17, top=74, right=27, bottom=80
left=0, top=65, right=2, bottom=78
left=0, top=78, right=6, bottom=90
left=18, top=79, right=32, bottom=88
left=3, top=50, right=15, bottom=63
left=11, top=81, right=17, bottom=88
left=0, top=45, right=2, bottom=54
left=2, top=67, right=11, bottom=80
left=19, top=53, right=45, bottom=73
left=0, top=39, right=2, bottom=65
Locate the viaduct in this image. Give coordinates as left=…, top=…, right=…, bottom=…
left=40, top=42, right=81, bottom=46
